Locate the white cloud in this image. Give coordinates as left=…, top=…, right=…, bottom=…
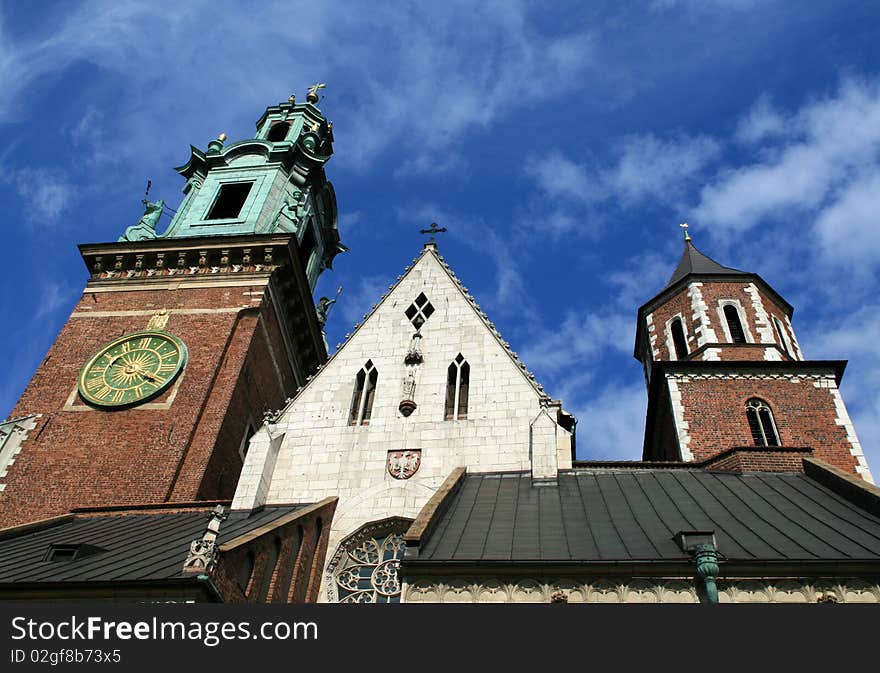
left=336, top=274, right=393, bottom=326
left=34, top=280, right=75, bottom=320
left=695, top=77, right=880, bottom=237
left=605, top=134, right=720, bottom=204
left=570, top=383, right=647, bottom=460
left=526, top=152, right=593, bottom=202
left=7, top=168, right=76, bottom=224
left=814, top=172, right=880, bottom=265
left=735, top=94, right=789, bottom=144
left=524, top=133, right=719, bottom=231
left=520, top=309, right=631, bottom=374
left=0, top=2, right=594, bottom=176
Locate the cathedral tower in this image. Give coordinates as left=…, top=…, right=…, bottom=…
left=0, top=92, right=345, bottom=527
left=635, top=234, right=873, bottom=482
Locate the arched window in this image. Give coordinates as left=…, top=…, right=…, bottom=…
left=670, top=317, right=688, bottom=360
left=445, top=354, right=469, bottom=420
left=298, top=222, right=317, bottom=273
left=326, top=518, right=412, bottom=603
left=746, top=398, right=780, bottom=447
left=723, top=304, right=747, bottom=344
left=772, top=316, right=791, bottom=357
left=349, top=361, right=378, bottom=425
left=267, top=121, right=291, bottom=142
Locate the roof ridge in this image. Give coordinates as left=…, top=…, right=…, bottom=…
left=263, top=245, right=551, bottom=424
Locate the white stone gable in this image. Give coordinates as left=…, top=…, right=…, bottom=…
left=233, top=246, right=573, bottom=596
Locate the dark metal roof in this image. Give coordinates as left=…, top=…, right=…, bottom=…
left=665, top=240, right=747, bottom=288
left=0, top=506, right=303, bottom=584
left=415, top=471, right=880, bottom=563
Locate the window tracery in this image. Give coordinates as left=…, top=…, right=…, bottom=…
left=326, top=518, right=412, bottom=604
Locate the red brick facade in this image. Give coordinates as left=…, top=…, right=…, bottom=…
left=0, top=266, right=310, bottom=527
left=638, top=266, right=868, bottom=480
left=645, top=280, right=797, bottom=363
left=213, top=499, right=336, bottom=604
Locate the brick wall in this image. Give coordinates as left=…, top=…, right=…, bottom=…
left=213, top=500, right=336, bottom=603
left=0, top=275, right=298, bottom=527
left=645, top=280, right=797, bottom=363
left=667, top=374, right=861, bottom=474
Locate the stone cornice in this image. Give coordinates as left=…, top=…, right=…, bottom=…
left=78, top=233, right=299, bottom=284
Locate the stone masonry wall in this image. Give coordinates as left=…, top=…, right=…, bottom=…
left=239, top=249, right=568, bottom=598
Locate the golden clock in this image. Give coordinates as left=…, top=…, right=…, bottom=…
left=77, top=331, right=187, bottom=408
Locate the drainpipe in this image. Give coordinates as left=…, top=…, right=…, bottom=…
left=674, top=531, right=720, bottom=604
left=692, top=544, right=720, bottom=604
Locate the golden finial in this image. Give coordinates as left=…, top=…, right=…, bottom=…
left=306, top=82, right=326, bottom=103
left=288, top=93, right=296, bottom=104
left=680, top=222, right=691, bottom=242
left=217, top=132, right=227, bottom=142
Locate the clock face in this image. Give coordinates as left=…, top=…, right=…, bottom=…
left=78, top=331, right=187, bottom=408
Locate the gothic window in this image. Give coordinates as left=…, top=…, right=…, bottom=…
left=349, top=360, right=378, bottom=425
left=404, top=293, right=435, bottom=329
left=267, top=121, right=291, bottom=142
left=723, top=304, right=747, bottom=344
left=206, top=182, right=253, bottom=220
left=746, top=398, right=780, bottom=447
left=670, top=317, right=688, bottom=360
left=299, top=222, right=317, bottom=272
left=326, top=518, right=412, bottom=604
left=773, top=316, right=792, bottom=357
left=445, top=354, right=470, bottom=420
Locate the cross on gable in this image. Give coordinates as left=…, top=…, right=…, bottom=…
left=419, top=222, right=447, bottom=243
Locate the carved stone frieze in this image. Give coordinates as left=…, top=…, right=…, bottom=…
left=403, top=576, right=880, bottom=603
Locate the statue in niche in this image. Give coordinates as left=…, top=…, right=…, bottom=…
left=119, top=199, right=165, bottom=242
left=271, top=188, right=309, bottom=233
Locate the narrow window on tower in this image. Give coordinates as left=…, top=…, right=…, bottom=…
left=299, top=223, right=317, bottom=273
left=267, top=121, right=291, bottom=142
left=349, top=360, right=378, bottom=426
left=723, top=304, right=747, bottom=344
left=746, top=398, right=780, bottom=447
left=772, top=316, right=792, bottom=357
left=670, top=317, right=688, bottom=360
left=206, top=182, right=254, bottom=220
left=445, top=354, right=469, bottom=420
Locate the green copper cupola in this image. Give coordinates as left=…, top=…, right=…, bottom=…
left=124, top=90, right=345, bottom=291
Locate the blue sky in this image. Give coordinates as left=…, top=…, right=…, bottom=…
left=1, top=1, right=879, bottom=470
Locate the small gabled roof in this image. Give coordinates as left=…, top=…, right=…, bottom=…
left=664, top=240, right=748, bottom=289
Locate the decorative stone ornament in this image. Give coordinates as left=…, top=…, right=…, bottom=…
left=77, top=331, right=187, bottom=408
left=183, top=505, right=228, bottom=573
left=387, top=449, right=421, bottom=479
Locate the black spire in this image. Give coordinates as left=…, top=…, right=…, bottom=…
left=664, top=240, right=747, bottom=289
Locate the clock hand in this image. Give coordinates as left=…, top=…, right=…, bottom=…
left=140, top=370, right=161, bottom=382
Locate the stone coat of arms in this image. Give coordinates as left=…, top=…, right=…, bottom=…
left=387, top=449, right=421, bottom=480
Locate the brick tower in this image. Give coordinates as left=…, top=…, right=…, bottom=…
left=0, top=91, right=345, bottom=527
left=635, top=230, right=873, bottom=482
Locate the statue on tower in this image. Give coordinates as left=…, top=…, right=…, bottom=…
left=119, top=181, right=165, bottom=242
